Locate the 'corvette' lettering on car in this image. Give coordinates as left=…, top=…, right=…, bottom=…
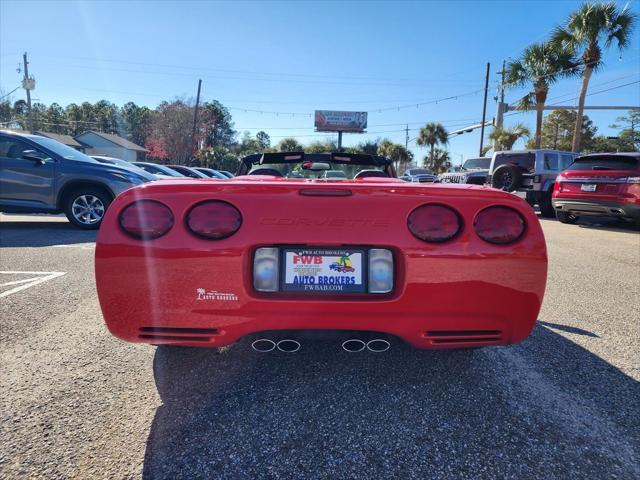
left=260, top=217, right=389, bottom=227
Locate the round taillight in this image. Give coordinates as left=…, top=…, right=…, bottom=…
left=407, top=204, right=461, bottom=242
left=186, top=200, right=242, bottom=239
left=119, top=200, right=174, bottom=239
left=474, top=206, right=526, bottom=244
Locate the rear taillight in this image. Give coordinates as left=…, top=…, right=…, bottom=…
left=407, top=204, right=462, bottom=242
left=186, top=200, right=242, bottom=239
left=474, top=206, right=525, bottom=244
left=119, top=200, right=174, bottom=239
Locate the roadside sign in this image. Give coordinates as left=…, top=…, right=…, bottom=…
left=314, top=110, right=367, bottom=133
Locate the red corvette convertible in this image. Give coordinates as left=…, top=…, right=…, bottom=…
left=95, top=152, right=547, bottom=352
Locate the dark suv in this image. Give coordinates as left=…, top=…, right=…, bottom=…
left=0, top=130, right=155, bottom=229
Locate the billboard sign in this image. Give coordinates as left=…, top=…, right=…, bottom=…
left=314, top=110, right=367, bottom=133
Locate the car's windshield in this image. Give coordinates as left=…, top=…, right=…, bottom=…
left=248, top=162, right=387, bottom=179
left=463, top=158, right=490, bottom=170
left=568, top=155, right=639, bottom=171
left=32, top=136, right=98, bottom=162
left=407, top=169, right=432, bottom=175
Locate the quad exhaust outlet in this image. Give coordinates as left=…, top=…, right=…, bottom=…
left=342, top=338, right=390, bottom=352
left=251, top=338, right=301, bottom=352
left=253, top=337, right=390, bottom=352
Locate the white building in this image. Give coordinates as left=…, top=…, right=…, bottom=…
left=75, top=131, right=148, bottom=162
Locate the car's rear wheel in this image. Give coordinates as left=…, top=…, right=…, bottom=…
left=64, top=187, right=111, bottom=229
left=539, top=191, right=556, bottom=218
left=491, top=164, right=522, bottom=191
left=556, top=210, right=578, bottom=224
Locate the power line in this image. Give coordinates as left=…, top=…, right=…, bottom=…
left=224, top=89, right=483, bottom=117
left=503, top=80, right=640, bottom=120
left=234, top=118, right=480, bottom=130
left=33, top=53, right=484, bottom=85
left=0, top=86, right=21, bottom=100
left=546, top=72, right=640, bottom=103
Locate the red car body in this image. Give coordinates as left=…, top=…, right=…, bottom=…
left=553, top=152, right=640, bottom=225
left=95, top=154, right=547, bottom=350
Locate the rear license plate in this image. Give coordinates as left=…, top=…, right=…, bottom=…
left=581, top=184, right=597, bottom=192
left=282, top=248, right=365, bottom=293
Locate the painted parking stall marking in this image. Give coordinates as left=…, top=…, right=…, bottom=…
left=0, top=271, right=67, bottom=298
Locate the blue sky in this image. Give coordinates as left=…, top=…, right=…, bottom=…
left=1, top=0, right=638, bottom=163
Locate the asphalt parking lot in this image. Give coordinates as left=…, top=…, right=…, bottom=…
left=0, top=213, right=638, bottom=479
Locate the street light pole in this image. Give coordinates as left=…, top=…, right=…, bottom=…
left=479, top=62, right=490, bottom=156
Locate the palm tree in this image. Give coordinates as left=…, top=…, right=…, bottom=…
left=552, top=2, right=636, bottom=151
left=506, top=42, right=577, bottom=149
left=424, top=148, right=451, bottom=173
left=416, top=122, right=448, bottom=164
left=488, top=123, right=531, bottom=151
left=377, top=140, right=413, bottom=172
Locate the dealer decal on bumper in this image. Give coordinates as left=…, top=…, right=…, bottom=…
left=196, top=289, right=238, bottom=301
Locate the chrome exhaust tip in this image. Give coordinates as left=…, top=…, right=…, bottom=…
left=276, top=339, right=301, bottom=353
left=342, top=339, right=366, bottom=352
left=367, top=339, right=390, bottom=352
left=251, top=339, right=276, bottom=352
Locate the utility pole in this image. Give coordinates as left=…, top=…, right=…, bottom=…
left=191, top=79, right=202, bottom=162
left=337, top=131, right=343, bottom=151
left=22, top=52, right=34, bottom=131
left=494, top=60, right=506, bottom=147
left=479, top=62, right=490, bottom=156
left=405, top=124, right=409, bottom=150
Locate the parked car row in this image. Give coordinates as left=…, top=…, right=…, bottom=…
left=435, top=149, right=639, bottom=227
left=0, top=130, right=234, bottom=229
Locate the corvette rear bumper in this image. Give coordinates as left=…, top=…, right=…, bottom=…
left=97, top=251, right=545, bottom=349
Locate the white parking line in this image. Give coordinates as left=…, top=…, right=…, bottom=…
left=51, top=244, right=95, bottom=250
left=0, top=271, right=67, bottom=298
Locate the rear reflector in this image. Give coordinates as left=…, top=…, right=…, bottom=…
left=407, top=204, right=461, bottom=242
left=186, top=200, right=242, bottom=239
left=119, top=200, right=174, bottom=240
left=254, top=247, right=279, bottom=292
left=368, top=249, right=393, bottom=293
left=474, top=206, right=525, bottom=244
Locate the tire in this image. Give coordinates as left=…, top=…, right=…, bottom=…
left=556, top=210, right=578, bottom=224
left=491, top=164, right=522, bottom=191
left=539, top=191, right=556, bottom=218
left=63, top=187, right=112, bottom=230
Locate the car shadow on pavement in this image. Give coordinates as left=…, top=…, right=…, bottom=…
left=143, top=325, right=639, bottom=479
left=0, top=220, right=97, bottom=247
left=537, top=320, right=599, bottom=337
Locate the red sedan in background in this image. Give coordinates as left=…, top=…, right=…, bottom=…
left=95, top=152, right=547, bottom=352
left=553, top=153, right=640, bottom=227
